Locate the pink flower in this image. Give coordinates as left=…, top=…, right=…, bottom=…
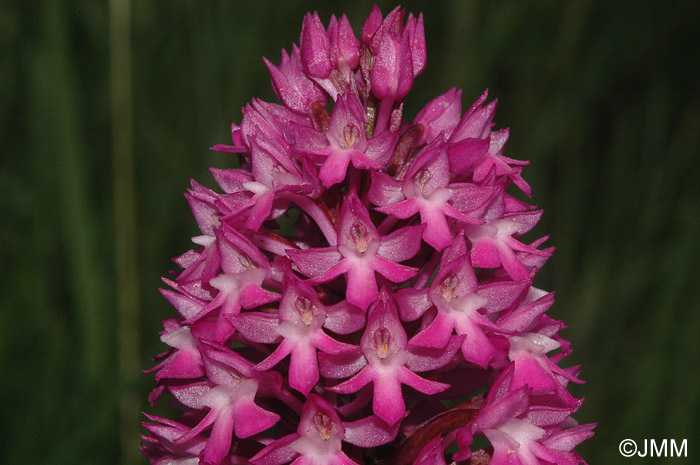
left=457, top=365, right=594, bottom=465
left=287, top=190, right=422, bottom=310
left=142, top=5, right=594, bottom=465
left=264, top=45, right=327, bottom=115
left=249, top=270, right=358, bottom=396
left=369, top=139, right=485, bottom=250
left=167, top=342, right=282, bottom=464
left=323, top=289, right=452, bottom=425
left=396, top=233, right=530, bottom=367
left=251, top=394, right=399, bottom=465
left=287, top=89, right=397, bottom=187
left=327, top=14, right=361, bottom=78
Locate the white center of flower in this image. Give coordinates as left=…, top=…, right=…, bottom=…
left=342, top=124, right=360, bottom=149
left=350, top=223, right=370, bottom=253
left=413, top=168, right=432, bottom=192
left=373, top=327, right=392, bottom=359
left=313, top=412, right=333, bottom=440
left=271, top=162, right=285, bottom=174
left=295, top=296, right=315, bottom=326
left=239, top=255, right=256, bottom=269
left=440, top=274, right=459, bottom=301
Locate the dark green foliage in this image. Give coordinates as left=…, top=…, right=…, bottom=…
left=2, top=1, right=698, bottom=463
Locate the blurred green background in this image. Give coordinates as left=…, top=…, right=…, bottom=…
left=2, top=0, right=699, bottom=464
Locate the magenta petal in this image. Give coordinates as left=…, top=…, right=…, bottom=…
left=240, top=284, right=281, bottom=309
left=289, top=343, right=319, bottom=395
left=497, top=241, right=530, bottom=281
left=198, top=339, right=255, bottom=380
left=452, top=94, right=497, bottom=141
left=169, top=382, right=211, bottom=410
left=232, top=312, right=281, bottom=344
left=511, top=355, right=558, bottom=393
left=290, top=455, right=314, bottom=465
left=373, top=256, right=418, bottom=283
left=525, top=404, right=578, bottom=428
left=200, top=408, right=234, bottom=465
left=331, top=454, right=360, bottom=465
left=219, top=226, right=271, bottom=272
left=456, top=316, right=496, bottom=368
left=250, top=433, right=300, bottom=465
left=414, top=87, right=462, bottom=145
left=256, top=340, right=293, bottom=372
left=328, top=367, right=374, bottom=394
left=300, top=12, right=332, bottom=78
left=409, top=311, right=454, bottom=349
left=361, top=5, right=383, bottom=48
left=377, top=198, right=420, bottom=219
left=287, top=121, right=330, bottom=154
left=246, top=191, right=275, bottom=231
left=210, top=142, right=247, bottom=154
left=449, top=183, right=497, bottom=217
left=313, top=330, right=357, bottom=354
left=319, top=150, right=351, bottom=187
left=477, top=279, right=530, bottom=314
left=141, top=413, right=190, bottom=439
left=476, top=386, right=531, bottom=431
left=324, top=300, right=366, bottom=334
left=542, top=423, right=596, bottom=452
left=497, top=290, right=554, bottom=332
left=159, top=288, right=206, bottom=320
left=404, top=139, right=451, bottom=192
left=349, top=149, right=384, bottom=171
left=419, top=205, right=453, bottom=250
left=175, top=407, right=216, bottom=444
left=364, top=130, right=397, bottom=165
left=448, top=137, right=490, bottom=173
left=153, top=347, right=204, bottom=380
left=328, top=87, right=366, bottom=138
left=210, top=168, right=251, bottom=194
left=407, top=13, right=426, bottom=77
left=372, top=371, right=406, bottom=425
left=406, top=335, right=463, bottom=372
left=398, top=366, right=449, bottom=395
left=287, top=247, right=343, bottom=278
left=368, top=170, right=403, bottom=206
left=331, top=14, right=361, bottom=72
left=377, top=224, right=423, bottom=262
left=343, top=415, right=400, bottom=447
left=371, top=32, right=409, bottom=100
left=469, top=237, right=502, bottom=269
left=345, top=262, right=379, bottom=310
left=233, top=398, right=280, bottom=438
left=263, top=47, right=327, bottom=115
left=395, top=287, right=431, bottom=321
left=185, top=180, right=220, bottom=236
left=319, top=350, right=367, bottom=379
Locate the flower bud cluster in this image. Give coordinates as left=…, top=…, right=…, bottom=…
left=141, top=5, right=594, bottom=465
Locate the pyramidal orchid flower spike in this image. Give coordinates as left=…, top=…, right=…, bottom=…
left=142, top=6, right=595, bottom=465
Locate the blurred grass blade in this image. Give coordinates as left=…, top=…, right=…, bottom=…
left=110, top=0, right=141, bottom=463
left=40, top=0, right=107, bottom=388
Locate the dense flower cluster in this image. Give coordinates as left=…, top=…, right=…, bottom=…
left=141, top=6, right=594, bottom=465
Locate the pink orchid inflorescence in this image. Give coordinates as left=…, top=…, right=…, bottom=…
left=141, top=5, right=595, bottom=465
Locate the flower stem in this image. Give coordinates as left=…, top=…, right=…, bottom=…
left=379, top=400, right=481, bottom=465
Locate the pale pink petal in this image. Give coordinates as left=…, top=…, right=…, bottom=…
left=377, top=225, right=423, bottom=262
left=373, top=256, right=418, bottom=283
left=343, top=415, right=400, bottom=447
